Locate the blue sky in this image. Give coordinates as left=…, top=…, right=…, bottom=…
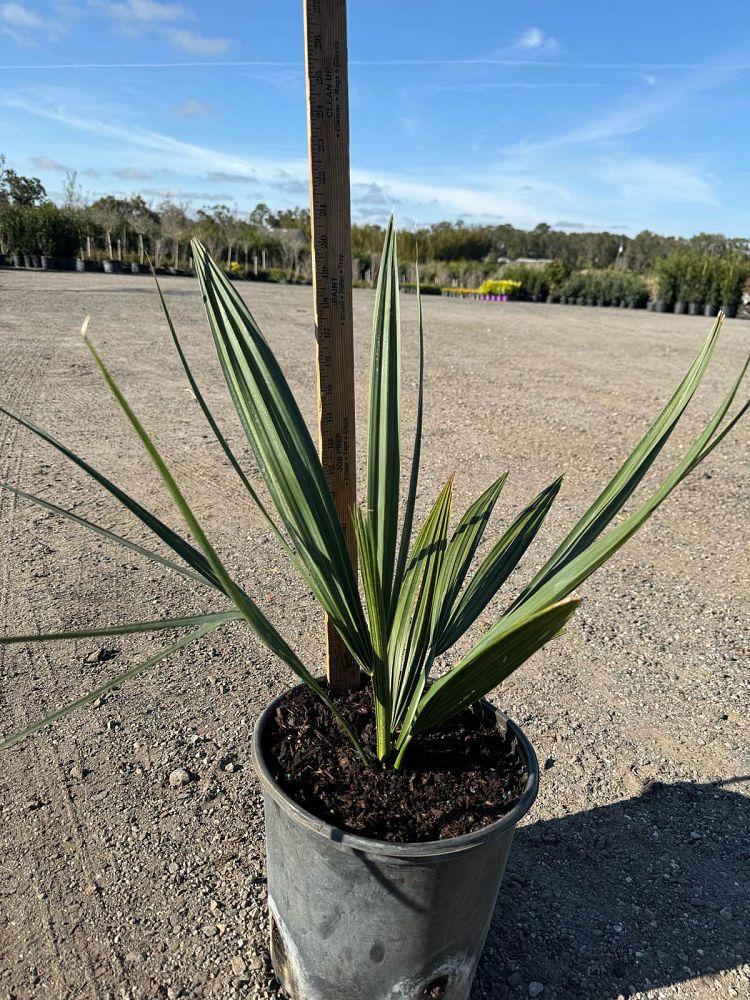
left=1, top=0, right=749, bottom=236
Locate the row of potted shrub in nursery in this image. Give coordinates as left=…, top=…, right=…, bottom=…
left=556, top=270, right=650, bottom=308
left=0, top=202, right=81, bottom=271
left=654, top=252, right=750, bottom=317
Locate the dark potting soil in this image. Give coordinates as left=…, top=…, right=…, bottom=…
left=263, top=684, right=529, bottom=842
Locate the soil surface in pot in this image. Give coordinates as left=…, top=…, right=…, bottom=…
left=263, top=684, right=528, bottom=842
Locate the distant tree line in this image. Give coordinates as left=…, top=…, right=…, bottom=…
left=0, top=158, right=312, bottom=280
left=361, top=222, right=750, bottom=286
left=2, top=157, right=749, bottom=301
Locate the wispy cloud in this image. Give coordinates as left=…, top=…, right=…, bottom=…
left=165, top=27, right=231, bottom=56
left=140, top=186, right=235, bottom=202
left=598, top=155, right=718, bottom=207
left=113, top=166, right=154, bottom=179
left=174, top=97, right=214, bottom=116
left=90, top=0, right=234, bottom=55
left=94, top=0, right=188, bottom=26
left=516, top=27, right=559, bottom=54
left=29, top=154, right=70, bottom=172
left=505, top=61, right=738, bottom=156
left=0, top=87, right=724, bottom=232
left=1, top=1, right=62, bottom=44
left=353, top=181, right=400, bottom=209
left=206, top=170, right=257, bottom=184
left=3, top=94, right=306, bottom=182
left=269, top=169, right=307, bottom=195
left=164, top=28, right=232, bottom=56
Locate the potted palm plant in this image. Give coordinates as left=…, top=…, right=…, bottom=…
left=0, top=221, right=748, bottom=1000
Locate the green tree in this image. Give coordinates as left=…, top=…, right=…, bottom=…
left=0, top=160, right=46, bottom=206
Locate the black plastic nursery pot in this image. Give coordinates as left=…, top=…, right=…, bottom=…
left=703, top=303, right=718, bottom=318
left=688, top=302, right=702, bottom=316
left=674, top=301, right=687, bottom=315
left=720, top=303, right=737, bottom=318
left=253, top=685, right=539, bottom=1000
left=40, top=255, right=58, bottom=270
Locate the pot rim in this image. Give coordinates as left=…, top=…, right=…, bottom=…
left=252, top=682, right=539, bottom=859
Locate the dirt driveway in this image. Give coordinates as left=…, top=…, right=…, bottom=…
left=0, top=270, right=748, bottom=1000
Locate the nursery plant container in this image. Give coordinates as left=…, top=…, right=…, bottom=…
left=40, top=256, right=58, bottom=271
left=12, top=253, right=23, bottom=268
left=674, top=301, right=687, bottom=315
left=103, top=260, right=124, bottom=275
left=253, top=686, right=539, bottom=1000
left=23, top=254, right=33, bottom=268
left=31, top=254, right=41, bottom=269
left=0, top=252, right=5, bottom=267
left=75, top=259, right=87, bottom=273
left=654, top=300, right=669, bottom=313
left=688, top=302, right=702, bottom=316
left=720, top=303, right=737, bottom=318
left=703, top=303, right=718, bottom=318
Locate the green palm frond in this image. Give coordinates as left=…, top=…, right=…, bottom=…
left=0, top=620, right=227, bottom=752
left=192, top=240, right=371, bottom=671
left=368, top=217, right=402, bottom=615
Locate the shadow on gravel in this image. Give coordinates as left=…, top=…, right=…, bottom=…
left=474, top=778, right=750, bottom=999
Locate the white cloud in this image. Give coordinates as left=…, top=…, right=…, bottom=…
left=1, top=1, right=42, bottom=28
left=29, top=155, right=70, bottom=172
left=516, top=27, right=559, bottom=53
left=3, top=95, right=305, bottom=182
left=598, top=156, right=718, bottom=207
left=98, top=0, right=188, bottom=24
left=165, top=27, right=231, bottom=56
left=91, top=0, right=234, bottom=53
left=174, top=97, right=214, bottom=116
left=0, top=91, right=724, bottom=233
left=505, top=62, right=737, bottom=158
left=206, top=171, right=257, bottom=184
left=113, top=166, right=154, bottom=179
left=1, top=2, right=61, bottom=43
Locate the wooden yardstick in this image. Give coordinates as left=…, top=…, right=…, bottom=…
left=304, top=0, right=360, bottom=691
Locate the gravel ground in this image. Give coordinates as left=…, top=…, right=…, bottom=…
left=0, top=270, right=748, bottom=1000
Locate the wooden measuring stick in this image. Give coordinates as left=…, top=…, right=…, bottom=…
left=304, top=0, right=360, bottom=691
